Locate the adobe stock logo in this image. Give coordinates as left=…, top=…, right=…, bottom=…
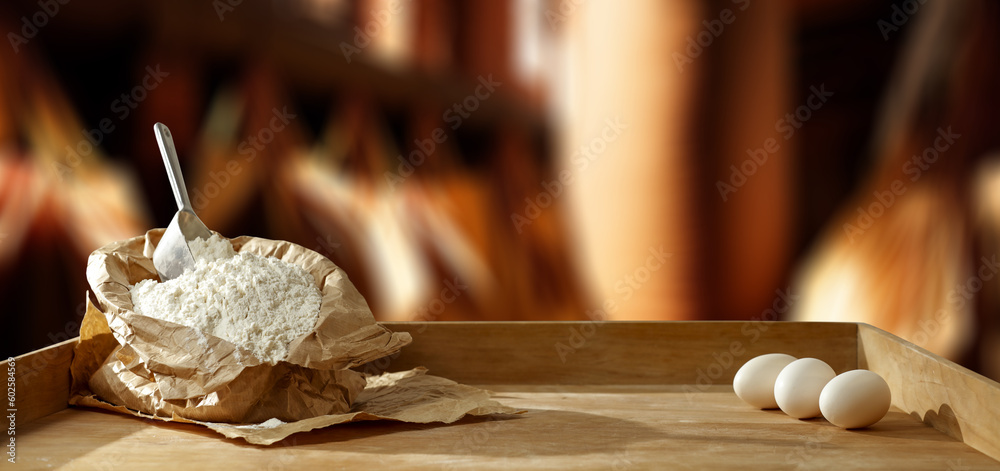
left=716, top=84, right=833, bottom=202
left=189, top=106, right=296, bottom=211
left=554, top=246, right=671, bottom=363
left=213, top=0, right=243, bottom=21
left=511, top=117, right=627, bottom=234
left=339, top=0, right=411, bottom=63
left=877, top=0, right=926, bottom=41
left=842, top=126, right=959, bottom=243
left=682, top=288, right=798, bottom=403
left=673, top=0, right=750, bottom=73
left=907, top=254, right=999, bottom=350
left=51, top=65, right=170, bottom=180
left=7, top=0, right=70, bottom=53
left=383, top=75, right=501, bottom=190
left=544, top=0, right=585, bottom=31
left=410, top=277, right=468, bottom=334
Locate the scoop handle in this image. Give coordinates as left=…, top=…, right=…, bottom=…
left=153, top=123, right=194, bottom=212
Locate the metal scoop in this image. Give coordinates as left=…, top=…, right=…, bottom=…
left=152, top=122, right=212, bottom=281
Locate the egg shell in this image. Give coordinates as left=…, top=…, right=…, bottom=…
left=820, top=369, right=891, bottom=429
left=774, top=358, right=837, bottom=419
left=733, top=353, right=797, bottom=409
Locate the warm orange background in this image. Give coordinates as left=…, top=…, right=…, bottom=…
left=1, top=0, right=998, bottom=381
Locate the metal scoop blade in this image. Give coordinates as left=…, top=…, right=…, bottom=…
left=151, top=122, right=212, bottom=281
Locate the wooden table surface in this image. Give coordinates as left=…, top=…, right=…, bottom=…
left=10, top=321, right=1000, bottom=469
left=16, top=384, right=1000, bottom=470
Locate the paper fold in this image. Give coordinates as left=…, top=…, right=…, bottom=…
left=70, top=229, right=518, bottom=443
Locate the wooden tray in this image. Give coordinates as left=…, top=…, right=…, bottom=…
left=10, top=322, right=1000, bottom=470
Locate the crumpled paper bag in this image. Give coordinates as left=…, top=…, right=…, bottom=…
left=70, top=229, right=518, bottom=444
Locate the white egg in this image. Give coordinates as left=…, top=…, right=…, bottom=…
left=774, top=358, right=836, bottom=419
left=819, top=369, right=891, bottom=428
left=733, top=353, right=797, bottom=409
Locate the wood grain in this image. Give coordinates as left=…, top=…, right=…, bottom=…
left=10, top=338, right=75, bottom=426
left=17, top=385, right=1000, bottom=470
left=9, top=321, right=1000, bottom=468
left=859, top=323, right=1000, bottom=463
left=373, top=321, right=858, bottom=385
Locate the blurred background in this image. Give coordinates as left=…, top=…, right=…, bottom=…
left=1, top=0, right=998, bottom=381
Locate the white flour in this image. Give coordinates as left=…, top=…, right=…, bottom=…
left=130, top=234, right=322, bottom=363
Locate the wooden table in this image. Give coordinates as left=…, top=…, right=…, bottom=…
left=10, top=322, right=1000, bottom=469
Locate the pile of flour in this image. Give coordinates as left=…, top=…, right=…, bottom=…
left=130, top=234, right=322, bottom=363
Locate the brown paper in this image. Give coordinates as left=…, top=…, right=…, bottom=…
left=70, top=229, right=518, bottom=443
left=72, top=356, right=518, bottom=445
